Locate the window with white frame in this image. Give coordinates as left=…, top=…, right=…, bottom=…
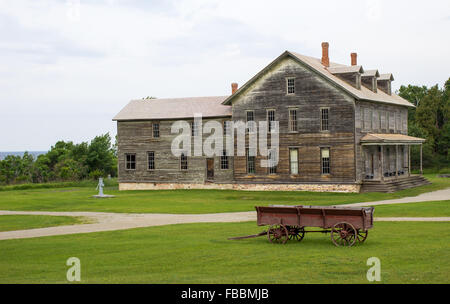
left=267, top=109, right=275, bottom=132
left=289, top=108, right=298, bottom=132
left=287, top=77, right=295, bottom=94
left=321, top=108, right=329, bottom=131
left=321, top=148, right=330, bottom=175
left=290, top=148, right=298, bottom=174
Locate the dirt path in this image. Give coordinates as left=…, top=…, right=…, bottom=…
left=0, top=211, right=255, bottom=240
left=0, top=210, right=449, bottom=241
left=339, top=188, right=450, bottom=207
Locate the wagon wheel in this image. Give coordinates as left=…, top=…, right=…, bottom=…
left=355, top=229, right=368, bottom=243
left=331, top=222, right=357, bottom=247
left=288, top=226, right=305, bottom=242
left=267, top=224, right=289, bottom=244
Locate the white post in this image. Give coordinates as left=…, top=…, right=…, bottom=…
left=395, top=145, right=398, bottom=178
left=380, top=145, right=384, bottom=181
left=420, top=144, right=423, bottom=175
left=408, top=145, right=411, bottom=176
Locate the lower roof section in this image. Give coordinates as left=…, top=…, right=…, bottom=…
left=360, top=133, right=425, bottom=145
left=113, top=96, right=231, bottom=121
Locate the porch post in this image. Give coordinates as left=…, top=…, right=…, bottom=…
left=408, top=145, right=411, bottom=176
left=395, top=145, right=399, bottom=178
left=420, top=144, right=423, bottom=175
left=380, top=145, right=384, bottom=181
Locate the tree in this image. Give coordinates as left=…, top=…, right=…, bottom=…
left=398, top=84, right=428, bottom=124
left=86, top=133, right=117, bottom=177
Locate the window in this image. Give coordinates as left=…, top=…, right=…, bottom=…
left=373, top=110, right=379, bottom=130
left=267, top=109, right=275, bottom=132
left=386, top=111, right=392, bottom=132
left=246, top=111, right=255, bottom=133
left=190, top=121, right=199, bottom=136
left=220, top=150, right=229, bottom=170
left=287, top=77, right=295, bottom=94
left=246, top=148, right=255, bottom=174
left=289, top=108, right=298, bottom=132
left=180, top=153, right=188, bottom=170
left=268, top=149, right=277, bottom=174
left=360, top=108, right=364, bottom=129
left=379, top=110, right=382, bottom=131
left=125, top=153, right=136, bottom=170
left=223, top=121, right=231, bottom=136
left=147, top=151, right=155, bottom=170
left=321, top=148, right=330, bottom=175
left=385, top=112, right=389, bottom=130
left=396, top=112, right=401, bottom=133
left=290, top=148, right=298, bottom=174
left=321, top=108, right=329, bottom=131
left=152, top=123, right=160, bottom=138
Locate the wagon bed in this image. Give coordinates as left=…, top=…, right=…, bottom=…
left=230, top=205, right=374, bottom=247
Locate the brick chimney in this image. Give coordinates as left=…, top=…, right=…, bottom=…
left=351, top=52, right=357, bottom=66
left=321, top=42, right=329, bottom=67
left=231, top=82, right=238, bottom=94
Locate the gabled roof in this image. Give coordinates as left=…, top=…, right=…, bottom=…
left=113, top=96, right=231, bottom=121
left=362, top=69, right=380, bottom=78
left=222, top=51, right=413, bottom=108
left=360, top=133, right=425, bottom=144
left=378, top=73, right=394, bottom=81
left=328, top=65, right=364, bottom=74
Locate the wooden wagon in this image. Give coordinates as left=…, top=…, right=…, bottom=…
left=229, top=205, right=374, bottom=247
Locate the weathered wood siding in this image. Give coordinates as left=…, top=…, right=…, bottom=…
left=117, top=118, right=234, bottom=183
left=355, top=100, right=409, bottom=181
left=230, top=57, right=356, bottom=183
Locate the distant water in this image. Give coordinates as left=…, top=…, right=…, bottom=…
left=0, top=151, right=47, bottom=160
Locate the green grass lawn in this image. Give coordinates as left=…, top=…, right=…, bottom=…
left=0, top=221, right=448, bottom=283
left=0, top=215, right=89, bottom=232
left=0, top=174, right=448, bottom=214
left=373, top=200, right=450, bottom=217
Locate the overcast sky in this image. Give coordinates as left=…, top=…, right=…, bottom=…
left=0, top=0, right=449, bottom=151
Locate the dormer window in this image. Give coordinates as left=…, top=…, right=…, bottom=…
left=361, top=70, right=380, bottom=93
left=286, top=77, right=295, bottom=94
left=377, top=74, right=394, bottom=95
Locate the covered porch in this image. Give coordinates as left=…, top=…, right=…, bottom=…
left=359, top=134, right=428, bottom=192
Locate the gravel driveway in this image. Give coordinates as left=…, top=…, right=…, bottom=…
left=0, top=188, right=448, bottom=241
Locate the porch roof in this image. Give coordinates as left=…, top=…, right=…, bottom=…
left=360, top=133, right=425, bottom=145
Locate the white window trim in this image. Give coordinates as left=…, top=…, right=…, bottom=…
left=286, top=77, right=295, bottom=95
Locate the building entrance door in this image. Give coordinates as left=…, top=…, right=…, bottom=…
left=206, top=158, right=214, bottom=181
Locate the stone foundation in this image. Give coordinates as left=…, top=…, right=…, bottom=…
left=119, top=182, right=360, bottom=193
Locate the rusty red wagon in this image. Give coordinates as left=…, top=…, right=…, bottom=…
left=229, top=205, right=374, bottom=247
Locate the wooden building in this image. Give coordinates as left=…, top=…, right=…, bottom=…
left=113, top=42, right=428, bottom=193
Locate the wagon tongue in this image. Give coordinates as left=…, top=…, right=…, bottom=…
left=228, top=231, right=267, bottom=240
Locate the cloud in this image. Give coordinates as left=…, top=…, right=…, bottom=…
left=0, top=0, right=449, bottom=150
